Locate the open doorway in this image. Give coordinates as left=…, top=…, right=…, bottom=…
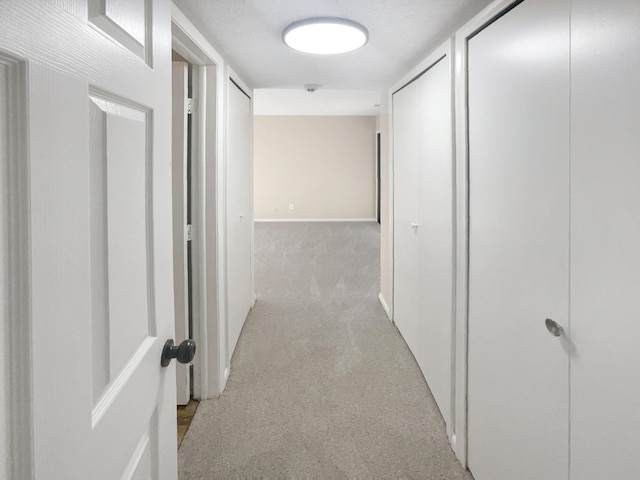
left=172, top=50, right=199, bottom=445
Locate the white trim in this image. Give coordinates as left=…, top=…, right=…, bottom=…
left=221, top=66, right=230, bottom=388
left=386, top=91, right=394, bottom=323
left=228, top=67, right=252, bottom=99
left=446, top=34, right=459, bottom=457
left=375, top=130, right=381, bottom=224
left=171, top=2, right=230, bottom=399
left=171, top=4, right=225, bottom=66
left=378, top=293, right=391, bottom=321
left=452, top=0, right=523, bottom=466
left=390, top=44, right=450, bottom=95
left=1, top=53, right=32, bottom=480
left=255, top=218, right=377, bottom=223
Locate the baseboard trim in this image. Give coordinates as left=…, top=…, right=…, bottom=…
left=378, top=293, right=392, bottom=321
left=255, top=218, right=377, bottom=223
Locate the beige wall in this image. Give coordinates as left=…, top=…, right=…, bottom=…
left=253, top=115, right=377, bottom=220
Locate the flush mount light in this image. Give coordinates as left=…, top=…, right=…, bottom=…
left=282, top=17, right=368, bottom=55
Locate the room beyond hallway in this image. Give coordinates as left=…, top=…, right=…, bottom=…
left=178, top=222, right=471, bottom=478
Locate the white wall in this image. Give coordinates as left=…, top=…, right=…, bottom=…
left=378, top=98, right=392, bottom=317
left=254, top=115, right=377, bottom=220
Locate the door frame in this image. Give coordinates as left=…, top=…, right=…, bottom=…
left=171, top=4, right=230, bottom=398
left=452, top=0, right=527, bottom=466
left=375, top=131, right=381, bottom=224
left=1, top=52, right=32, bottom=479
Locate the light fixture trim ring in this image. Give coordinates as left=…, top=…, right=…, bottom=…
left=282, top=17, right=369, bottom=55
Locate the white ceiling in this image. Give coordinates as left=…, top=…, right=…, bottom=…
left=173, top=0, right=494, bottom=114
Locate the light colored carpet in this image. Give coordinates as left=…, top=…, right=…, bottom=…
left=178, top=222, right=472, bottom=479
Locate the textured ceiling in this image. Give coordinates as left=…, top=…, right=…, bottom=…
left=172, top=0, right=494, bottom=91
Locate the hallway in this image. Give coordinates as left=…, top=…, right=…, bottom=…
left=178, top=222, right=470, bottom=478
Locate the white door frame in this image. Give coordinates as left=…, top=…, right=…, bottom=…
left=1, top=53, right=31, bottom=480
left=452, top=0, right=526, bottom=466
left=171, top=3, right=230, bottom=398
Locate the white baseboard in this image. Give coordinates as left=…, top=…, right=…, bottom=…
left=378, top=293, right=392, bottom=321
left=255, top=218, right=377, bottom=223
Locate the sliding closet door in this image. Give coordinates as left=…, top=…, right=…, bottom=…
left=570, top=1, right=640, bottom=478
left=393, top=81, right=421, bottom=361
left=467, top=1, right=570, bottom=479
left=227, top=80, right=253, bottom=358
left=413, top=57, right=453, bottom=422
left=393, top=56, right=453, bottom=422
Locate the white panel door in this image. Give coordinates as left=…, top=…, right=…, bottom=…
left=0, top=1, right=177, bottom=478
left=570, top=1, right=640, bottom=478
left=393, top=57, right=453, bottom=423
left=172, top=61, right=190, bottom=406
left=467, top=1, right=570, bottom=479
left=227, top=81, right=253, bottom=358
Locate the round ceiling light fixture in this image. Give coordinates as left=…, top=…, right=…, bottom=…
left=282, top=17, right=369, bottom=55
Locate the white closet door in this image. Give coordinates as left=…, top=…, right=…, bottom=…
left=570, top=1, right=640, bottom=478
left=227, top=81, right=253, bottom=358
left=415, top=58, right=453, bottom=423
left=393, top=56, right=453, bottom=422
left=467, top=1, right=570, bottom=479
left=393, top=81, right=421, bottom=364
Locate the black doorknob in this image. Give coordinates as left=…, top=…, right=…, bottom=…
left=161, top=339, right=196, bottom=367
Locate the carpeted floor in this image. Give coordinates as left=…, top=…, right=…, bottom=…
left=178, top=222, right=472, bottom=479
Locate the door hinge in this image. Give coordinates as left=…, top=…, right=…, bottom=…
left=186, top=224, right=192, bottom=242
left=187, top=98, right=193, bottom=115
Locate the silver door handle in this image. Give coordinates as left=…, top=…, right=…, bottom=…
left=545, top=318, right=563, bottom=337
left=411, top=223, right=419, bottom=229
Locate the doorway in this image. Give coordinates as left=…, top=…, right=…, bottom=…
left=172, top=50, right=198, bottom=443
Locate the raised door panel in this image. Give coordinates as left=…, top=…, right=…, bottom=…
left=467, top=0, right=571, bottom=479
left=570, top=1, right=640, bottom=478
left=89, top=0, right=150, bottom=62
left=88, top=94, right=153, bottom=407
